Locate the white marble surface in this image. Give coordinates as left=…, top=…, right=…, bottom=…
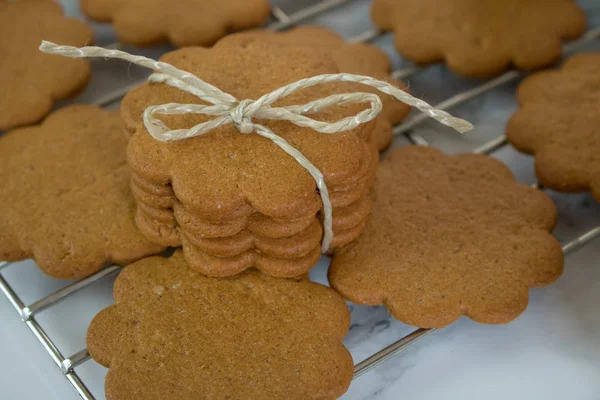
left=0, top=1, right=599, bottom=399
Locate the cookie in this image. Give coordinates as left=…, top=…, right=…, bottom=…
left=175, top=203, right=317, bottom=239
left=329, top=146, right=563, bottom=328
left=247, top=26, right=412, bottom=150
left=181, top=219, right=323, bottom=259
left=0, top=105, right=165, bottom=279
left=129, top=134, right=375, bottom=212
left=133, top=186, right=371, bottom=246
left=87, top=250, right=353, bottom=400
left=137, top=194, right=370, bottom=240
left=0, top=0, right=93, bottom=131
left=507, top=53, right=600, bottom=201
left=372, top=0, right=587, bottom=77
left=80, top=0, right=271, bottom=48
left=181, top=237, right=323, bottom=278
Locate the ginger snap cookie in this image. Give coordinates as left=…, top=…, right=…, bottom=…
left=329, top=146, right=563, bottom=328
left=87, top=250, right=353, bottom=400
left=80, top=0, right=271, bottom=48
left=507, top=53, right=600, bottom=201
left=372, top=0, right=587, bottom=77
left=0, top=105, right=165, bottom=279
left=121, top=34, right=380, bottom=277
left=247, top=26, right=412, bottom=150
left=0, top=0, right=93, bottom=131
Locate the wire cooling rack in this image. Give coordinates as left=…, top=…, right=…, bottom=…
left=1, top=1, right=599, bottom=399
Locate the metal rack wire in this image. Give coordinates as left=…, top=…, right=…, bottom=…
left=1, top=0, right=599, bottom=399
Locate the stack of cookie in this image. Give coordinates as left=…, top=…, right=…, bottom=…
left=130, top=124, right=378, bottom=278
left=125, top=34, right=384, bottom=278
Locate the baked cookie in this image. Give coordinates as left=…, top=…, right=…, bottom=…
left=0, top=0, right=93, bottom=130
left=87, top=250, right=353, bottom=400
left=0, top=106, right=165, bottom=279
left=80, top=0, right=271, bottom=47
left=372, top=0, right=587, bottom=77
left=507, top=53, right=600, bottom=201
left=329, top=146, right=563, bottom=328
left=247, top=26, right=412, bottom=150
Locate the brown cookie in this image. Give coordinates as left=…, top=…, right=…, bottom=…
left=372, top=0, right=587, bottom=78
left=0, top=105, right=165, bottom=279
left=80, top=0, right=271, bottom=48
left=328, top=216, right=369, bottom=251
left=507, top=53, right=600, bottom=201
left=329, top=146, right=563, bottom=328
left=134, top=191, right=370, bottom=253
left=175, top=204, right=317, bottom=239
left=133, top=179, right=371, bottom=235
left=181, top=219, right=323, bottom=259
left=0, top=0, right=93, bottom=131
left=87, top=250, right=353, bottom=400
left=129, top=140, right=373, bottom=216
left=131, top=171, right=174, bottom=197
left=331, top=195, right=372, bottom=232
left=181, top=237, right=323, bottom=278
left=246, top=26, right=412, bottom=150
left=136, top=194, right=371, bottom=249
left=134, top=209, right=181, bottom=247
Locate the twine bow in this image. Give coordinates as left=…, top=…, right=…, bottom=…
left=40, top=40, right=473, bottom=253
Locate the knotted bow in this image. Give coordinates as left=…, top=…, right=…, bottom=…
left=40, top=40, right=472, bottom=253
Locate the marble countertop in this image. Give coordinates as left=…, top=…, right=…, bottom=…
left=1, top=1, right=599, bottom=399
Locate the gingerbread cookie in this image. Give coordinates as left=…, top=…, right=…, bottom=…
left=247, top=26, right=412, bottom=150
left=87, top=250, right=353, bottom=400
left=0, top=0, right=93, bottom=131
left=0, top=106, right=165, bottom=279
left=329, top=146, right=563, bottom=328
left=80, top=0, right=271, bottom=47
left=507, top=53, right=600, bottom=201
left=121, top=35, right=379, bottom=277
left=372, top=0, right=587, bottom=77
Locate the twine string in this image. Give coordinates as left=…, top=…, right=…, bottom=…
left=39, top=40, right=473, bottom=253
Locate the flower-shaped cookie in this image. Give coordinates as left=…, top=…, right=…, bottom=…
left=372, top=0, right=587, bottom=77
left=0, top=0, right=93, bottom=130
left=0, top=106, right=165, bottom=279
left=248, top=26, right=412, bottom=150
left=80, top=0, right=271, bottom=47
left=123, top=34, right=377, bottom=222
left=87, top=250, right=353, bottom=400
left=507, top=53, right=600, bottom=201
left=329, top=146, right=563, bottom=328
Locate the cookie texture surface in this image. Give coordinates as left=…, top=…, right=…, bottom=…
left=0, top=106, right=165, bottom=279
left=329, top=146, right=563, bottom=328
left=87, top=250, right=353, bottom=400
left=247, top=26, right=412, bottom=150
left=122, top=34, right=380, bottom=277
left=0, top=0, right=93, bottom=130
left=507, top=53, right=600, bottom=201
left=80, top=0, right=271, bottom=47
left=372, top=0, right=587, bottom=77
